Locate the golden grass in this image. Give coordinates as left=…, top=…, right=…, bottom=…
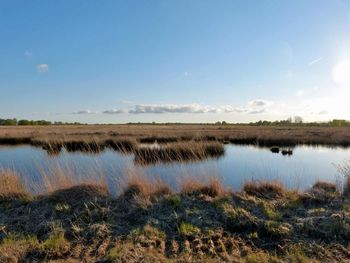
left=122, top=175, right=172, bottom=198
left=0, top=169, right=31, bottom=201
left=0, top=124, right=349, bottom=147
left=134, top=141, right=224, bottom=164
left=180, top=176, right=225, bottom=197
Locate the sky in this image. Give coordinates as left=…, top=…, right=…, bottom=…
left=1, top=0, right=350, bottom=124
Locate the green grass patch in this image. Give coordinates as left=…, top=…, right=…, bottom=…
left=178, top=222, right=201, bottom=237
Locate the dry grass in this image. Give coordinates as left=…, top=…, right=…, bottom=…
left=180, top=176, right=225, bottom=197
left=48, top=184, right=109, bottom=203
left=0, top=170, right=31, bottom=201
left=301, top=181, right=340, bottom=204
left=1, top=124, right=350, bottom=147
left=243, top=180, right=285, bottom=199
left=122, top=175, right=172, bottom=198
left=312, top=181, right=338, bottom=193
left=134, top=141, right=224, bottom=164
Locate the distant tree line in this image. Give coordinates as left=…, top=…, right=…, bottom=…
left=248, top=118, right=350, bottom=127
left=0, top=118, right=82, bottom=126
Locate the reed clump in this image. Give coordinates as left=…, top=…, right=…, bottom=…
left=122, top=175, right=172, bottom=199
left=301, top=181, right=340, bottom=205
left=134, top=142, right=224, bottom=164
left=0, top=170, right=31, bottom=202
left=180, top=176, right=225, bottom=197
left=105, top=138, right=138, bottom=153
left=47, top=183, right=109, bottom=203
left=243, top=181, right=285, bottom=199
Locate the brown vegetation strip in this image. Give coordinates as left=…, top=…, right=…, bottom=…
left=0, top=171, right=349, bottom=262
left=1, top=124, right=350, bottom=147
left=134, top=142, right=225, bottom=164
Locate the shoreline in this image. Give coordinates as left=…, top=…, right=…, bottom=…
left=0, top=173, right=349, bottom=262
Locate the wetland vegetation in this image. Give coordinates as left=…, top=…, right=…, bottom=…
left=0, top=125, right=350, bottom=262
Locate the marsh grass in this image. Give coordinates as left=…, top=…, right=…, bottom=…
left=122, top=175, right=172, bottom=198
left=0, top=170, right=349, bottom=262
left=1, top=124, right=350, bottom=148
left=180, top=176, right=225, bottom=197
left=0, top=169, right=31, bottom=201
left=134, top=141, right=224, bottom=164
left=243, top=180, right=285, bottom=199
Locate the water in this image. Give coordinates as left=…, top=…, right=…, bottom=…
left=0, top=145, right=349, bottom=195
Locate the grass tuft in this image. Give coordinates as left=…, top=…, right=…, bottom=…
left=180, top=176, right=225, bottom=197
left=0, top=170, right=31, bottom=202
left=48, top=183, right=109, bottom=203
left=243, top=181, right=285, bottom=199
left=178, top=222, right=201, bottom=237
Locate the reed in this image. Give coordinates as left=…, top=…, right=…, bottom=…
left=134, top=142, right=224, bottom=164
left=180, top=176, right=225, bottom=197
left=122, top=175, right=172, bottom=198
left=0, top=169, right=31, bottom=201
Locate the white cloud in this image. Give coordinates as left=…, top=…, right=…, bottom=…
left=37, top=64, right=49, bottom=73
left=248, top=99, right=272, bottom=107
left=127, top=100, right=272, bottom=115
left=72, top=110, right=97, bottom=114
left=128, top=104, right=218, bottom=114
left=308, top=57, right=323, bottom=66
left=103, top=109, right=125, bottom=114
left=332, top=59, right=350, bottom=84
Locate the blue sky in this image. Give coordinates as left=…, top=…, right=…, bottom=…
left=1, top=0, right=350, bottom=123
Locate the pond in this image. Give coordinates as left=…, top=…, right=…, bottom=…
left=0, top=144, right=349, bottom=195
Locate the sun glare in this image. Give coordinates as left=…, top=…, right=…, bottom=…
left=332, top=59, right=350, bottom=84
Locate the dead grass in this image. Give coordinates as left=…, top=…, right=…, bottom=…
left=134, top=142, right=224, bottom=164
left=1, top=124, right=349, bottom=147
left=180, top=176, right=225, bottom=197
left=0, top=169, right=349, bottom=262
left=122, top=175, right=172, bottom=198
left=243, top=180, right=285, bottom=199
left=301, top=181, right=340, bottom=205
left=0, top=170, right=31, bottom=201
left=47, top=184, right=109, bottom=203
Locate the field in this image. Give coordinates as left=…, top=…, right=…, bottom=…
left=1, top=124, right=350, bottom=147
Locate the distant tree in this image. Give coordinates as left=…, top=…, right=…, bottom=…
left=294, top=116, right=303, bottom=124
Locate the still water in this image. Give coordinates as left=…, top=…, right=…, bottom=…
left=0, top=145, right=349, bottom=195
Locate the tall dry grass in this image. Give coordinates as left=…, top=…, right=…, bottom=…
left=134, top=141, right=224, bottom=164
left=180, top=176, right=225, bottom=197
left=1, top=124, right=350, bottom=147
left=0, top=169, right=31, bottom=201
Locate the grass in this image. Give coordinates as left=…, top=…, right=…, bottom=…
left=0, top=170, right=349, bottom=261
left=0, top=170, right=31, bottom=202
left=180, top=176, right=225, bottom=197
left=178, top=222, right=201, bottom=237
left=243, top=180, right=285, bottom=199
left=134, top=142, right=224, bottom=164
left=1, top=124, right=350, bottom=148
